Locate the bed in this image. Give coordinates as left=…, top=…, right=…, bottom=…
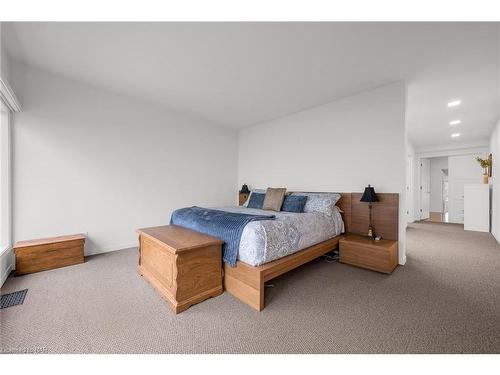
left=213, top=192, right=352, bottom=311
left=214, top=205, right=344, bottom=266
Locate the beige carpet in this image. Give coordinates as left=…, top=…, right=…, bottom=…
left=1, top=222, right=500, bottom=354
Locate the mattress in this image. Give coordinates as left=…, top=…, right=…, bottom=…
left=213, top=206, right=344, bottom=266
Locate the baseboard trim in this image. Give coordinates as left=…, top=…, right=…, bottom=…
left=492, top=231, right=499, bottom=244
left=84, top=243, right=138, bottom=257
left=398, top=255, right=407, bottom=266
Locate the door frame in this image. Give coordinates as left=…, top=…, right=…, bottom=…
left=419, top=158, right=431, bottom=220
left=406, top=155, right=414, bottom=224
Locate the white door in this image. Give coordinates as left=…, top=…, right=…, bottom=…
left=420, top=158, right=430, bottom=220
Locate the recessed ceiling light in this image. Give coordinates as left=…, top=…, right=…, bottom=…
left=448, top=100, right=461, bottom=107
left=450, top=120, right=461, bottom=126
left=451, top=133, right=461, bottom=138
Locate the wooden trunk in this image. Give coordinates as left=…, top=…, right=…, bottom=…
left=14, top=234, right=85, bottom=275
left=137, top=225, right=223, bottom=314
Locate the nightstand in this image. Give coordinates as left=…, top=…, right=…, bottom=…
left=339, top=234, right=398, bottom=274
left=239, top=192, right=249, bottom=206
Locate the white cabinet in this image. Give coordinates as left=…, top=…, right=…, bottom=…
left=448, top=154, right=484, bottom=224
left=464, top=184, right=490, bottom=232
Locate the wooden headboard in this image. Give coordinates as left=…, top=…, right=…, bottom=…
left=341, top=192, right=399, bottom=240
left=293, top=191, right=399, bottom=241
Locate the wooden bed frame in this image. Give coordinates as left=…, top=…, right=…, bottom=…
left=224, top=191, right=399, bottom=311
left=224, top=192, right=353, bottom=311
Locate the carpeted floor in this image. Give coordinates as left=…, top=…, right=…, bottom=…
left=1, top=222, right=500, bottom=354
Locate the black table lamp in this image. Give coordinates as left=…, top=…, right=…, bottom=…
left=360, top=184, right=378, bottom=238
left=239, top=184, right=250, bottom=194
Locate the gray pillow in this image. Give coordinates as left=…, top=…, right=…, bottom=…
left=262, top=187, right=287, bottom=211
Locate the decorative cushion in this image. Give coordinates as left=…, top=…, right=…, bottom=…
left=262, top=187, right=287, bottom=211
left=247, top=192, right=266, bottom=209
left=243, top=189, right=266, bottom=207
left=291, top=192, right=341, bottom=217
left=281, top=195, right=308, bottom=213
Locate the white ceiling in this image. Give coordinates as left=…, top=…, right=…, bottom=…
left=3, top=22, right=499, bottom=151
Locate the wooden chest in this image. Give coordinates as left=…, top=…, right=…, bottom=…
left=137, top=225, right=223, bottom=314
left=14, top=234, right=85, bottom=275
left=339, top=234, right=398, bottom=274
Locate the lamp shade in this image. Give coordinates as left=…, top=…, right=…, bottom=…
left=360, top=184, right=378, bottom=203
left=239, top=184, right=250, bottom=194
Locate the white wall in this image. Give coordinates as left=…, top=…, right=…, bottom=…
left=10, top=63, right=238, bottom=255
left=429, top=157, right=448, bottom=213
left=239, top=82, right=408, bottom=264
left=488, top=25, right=500, bottom=242
left=0, top=23, right=12, bottom=84
left=0, top=22, right=3, bottom=78
left=489, top=118, right=500, bottom=241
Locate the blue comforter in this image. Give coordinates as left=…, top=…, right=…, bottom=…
left=170, top=206, right=275, bottom=267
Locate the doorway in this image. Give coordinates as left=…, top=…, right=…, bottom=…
left=418, top=152, right=487, bottom=225
left=420, top=156, right=449, bottom=223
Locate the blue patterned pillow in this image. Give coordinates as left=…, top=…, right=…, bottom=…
left=281, top=195, right=308, bottom=213
left=247, top=192, right=265, bottom=209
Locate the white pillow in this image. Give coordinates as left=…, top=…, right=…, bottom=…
left=291, top=192, right=341, bottom=216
